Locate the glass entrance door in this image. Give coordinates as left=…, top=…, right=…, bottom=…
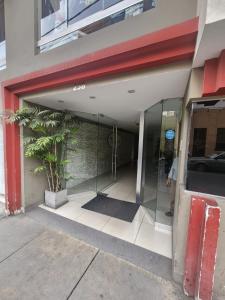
left=142, top=102, right=162, bottom=221
left=66, top=111, right=117, bottom=197
left=96, top=114, right=117, bottom=193
left=141, top=99, right=182, bottom=225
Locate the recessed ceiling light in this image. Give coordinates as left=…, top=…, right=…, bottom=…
left=128, top=89, right=135, bottom=94
left=89, top=96, right=96, bottom=99
left=58, top=100, right=64, bottom=103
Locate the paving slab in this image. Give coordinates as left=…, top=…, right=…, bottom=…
left=70, top=251, right=190, bottom=300
left=0, top=201, right=5, bottom=219
left=27, top=207, right=173, bottom=281
left=0, top=215, right=44, bottom=262
left=0, top=229, right=98, bottom=300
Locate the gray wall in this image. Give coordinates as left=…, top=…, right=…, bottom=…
left=0, top=0, right=197, bottom=82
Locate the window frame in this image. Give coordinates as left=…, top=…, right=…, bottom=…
left=215, top=127, right=225, bottom=151
left=38, top=0, right=144, bottom=48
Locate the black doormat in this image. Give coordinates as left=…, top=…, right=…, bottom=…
left=82, top=194, right=140, bottom=222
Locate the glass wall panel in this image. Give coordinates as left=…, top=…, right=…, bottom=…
left=39, top=0, right=156, bottom=52
left=79, top=2, right=144, bottom=34
left=68, top=0, right=103, bottom=25
left=41, top=0, right=67, bottom=37
left=96, top=114, right=116, bottom=192
left=0, top=0, right=6, bottom=69
left=104, top=0, right=123, bottom=9
left=156, top=99, right=182, bottom=225
left=66, top=112, right=116, bottom=196
left=142, top=102, right=162, bottom=221
left=187, top=100, right=225, bottom=197
left=141, top=99, right=182, bottom=225
left=66, top=112, right=98, bottom=196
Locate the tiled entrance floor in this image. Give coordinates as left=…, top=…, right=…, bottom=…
left=39, top=191, right=172, bottom=258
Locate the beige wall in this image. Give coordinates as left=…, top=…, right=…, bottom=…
left=173, top=68, right=225, bottom=299
left=206, top=0, right=225, bottom=24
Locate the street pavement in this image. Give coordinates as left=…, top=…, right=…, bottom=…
left=0, top=214, right=190, bottom=300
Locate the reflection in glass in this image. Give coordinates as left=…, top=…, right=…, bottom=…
left=40, top=0, right=155, bottom=52
left=96, top=114, right=116, bottom=192
left=187, top=100, right=225, bottom=197
left=66, top=112, right=98, bottom=195
left=66, top=112, right=117, bottom=196
left=80, top=3, right=144, bottom=34
left=142, top=102, right=162, bottom=221
left=41, top=0, right=67, bottom=37
left=142, top=99, right=182, bottom=225
left=68, top=0, right=103, bottom=25
left=0, top=0, right=6, bottom=69
left=156, top=99, right=182, bottom=225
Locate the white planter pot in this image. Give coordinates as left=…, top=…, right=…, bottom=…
left=45, top=189, right=68, bottom=209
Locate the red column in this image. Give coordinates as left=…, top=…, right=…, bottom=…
left=195, top=205, right=221, bottom=300
left=2, top=87, right=21, bottom=214
left=183, top=196, right=221, bottom=299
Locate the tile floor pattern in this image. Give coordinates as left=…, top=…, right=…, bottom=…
left=40, top=190, right=172, bottom=258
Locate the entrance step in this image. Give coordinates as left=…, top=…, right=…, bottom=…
left=27, top=206, right=172, bottom=281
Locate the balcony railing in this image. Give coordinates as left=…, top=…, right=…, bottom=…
left=38, top=0, right=155, bottom=52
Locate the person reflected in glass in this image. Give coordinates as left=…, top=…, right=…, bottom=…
left=165, top=156, right=178, bottom=217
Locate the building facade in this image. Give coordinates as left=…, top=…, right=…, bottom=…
left=1, top=0, right=225, bottom=299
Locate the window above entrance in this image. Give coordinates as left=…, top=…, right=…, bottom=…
left=38, top=0, right=155, bottom=52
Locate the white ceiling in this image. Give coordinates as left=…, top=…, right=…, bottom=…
left=24, top=62, right=191, bottom=132
left=194, top=18, right=225, bottom=67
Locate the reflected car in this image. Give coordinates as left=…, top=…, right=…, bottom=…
left=188, top=152, right=225, bottom=173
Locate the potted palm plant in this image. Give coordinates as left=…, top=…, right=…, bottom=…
left=9, top=104, right=79, bottom=208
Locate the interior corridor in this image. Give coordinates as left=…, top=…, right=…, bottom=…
left=104, top=164, right=137, bottom=203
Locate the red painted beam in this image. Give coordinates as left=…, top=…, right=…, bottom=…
left=13, top=43, right=195, bottom=96
left=4, top=17, right=198, bottom=93
left=183, top=196, right=220, bottom=299
left=203, top=49, right=225, bottom=97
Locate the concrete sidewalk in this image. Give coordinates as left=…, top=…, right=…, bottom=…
left=0, top=201, right=5, bottom=219
left=0, top=215, right=189, bottom=300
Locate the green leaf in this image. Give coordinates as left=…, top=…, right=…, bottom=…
left=44, top=153, right=57, bottom=163
left=60, top=159, right=71, bottom=166
left=64, top=172, right=74, bottom=181
left=23, top=136, right=36, bottom=146
left=34, top=166, right=46, bottom=174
